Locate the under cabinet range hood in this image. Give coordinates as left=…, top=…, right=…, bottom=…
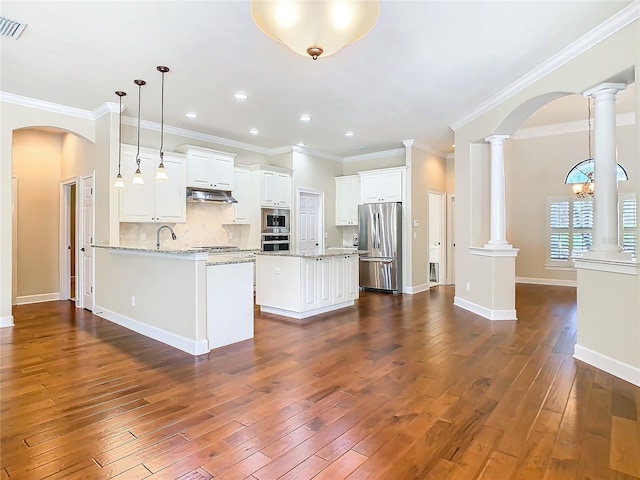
left=186, top=188, right=238, bottom=204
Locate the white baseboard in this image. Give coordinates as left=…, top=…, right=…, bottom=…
left=516, top=277, right=577, bottom=287
left=405, top=283, right=429, bottom=294
left=260, top=300, right=355, bottom=320
left=15, top=292, right=61, bottom=305
left=574, top=344, right=640, bottom=387
left=0, top=315, right=14, bottom=328
left=453, top=296, right=517, bottom=321
left=95, top=305, right=209, bottom=356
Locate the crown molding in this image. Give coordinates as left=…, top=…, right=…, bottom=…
left=343, top=147, right=405, bottom=163
left=446, top=152, right=455, bottom=161
left=93, top=101, right=119, bottom=119
left=291, top=145, right=343, bottom=163
left=1, top=91, right=96, bottom=119
left=450, top=2, right=640, bottom=131
left=513, top=111, right=635, bottom=140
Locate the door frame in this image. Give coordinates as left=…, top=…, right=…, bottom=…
left=60, top=176, right=80, bottom=303
left=427, top=190, right=447, bottom=287
left=295, top=188, right=325, bottom=252
left=446, top=193, right=455, bottom=285
left=12, top=177, right=18, bottom=305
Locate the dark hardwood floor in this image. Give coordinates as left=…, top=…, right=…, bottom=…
left=2, top=285, right=639, bottom=479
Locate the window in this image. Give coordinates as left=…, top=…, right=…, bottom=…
left=546, top=195, right=637, bottom=266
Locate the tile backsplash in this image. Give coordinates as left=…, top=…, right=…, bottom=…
left=120, top=203, right=256, bottom=249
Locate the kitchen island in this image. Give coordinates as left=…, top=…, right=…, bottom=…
left=255, top=250, right=359, bottom=319
left=94, top=246, right=254, bottom=355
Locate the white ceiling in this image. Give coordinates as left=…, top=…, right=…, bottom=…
left=0, top=1, right=634, bottom=158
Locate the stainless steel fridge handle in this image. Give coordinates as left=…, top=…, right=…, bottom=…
left=360, top=258, right=393, bottom=263
left=375, top=212, right=381, bottom=249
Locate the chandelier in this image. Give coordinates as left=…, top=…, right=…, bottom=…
left=250, top=0, right=380, bottom=60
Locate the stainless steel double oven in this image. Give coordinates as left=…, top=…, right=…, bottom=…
left=261, top=208, right=290, bottom=252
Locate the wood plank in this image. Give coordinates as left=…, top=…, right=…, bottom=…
left=610, top=416, right=640, bottom=477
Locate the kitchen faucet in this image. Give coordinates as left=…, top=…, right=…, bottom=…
left=156, top=225, right=177, bottom=249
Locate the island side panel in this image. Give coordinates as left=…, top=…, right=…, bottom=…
left=255, top=255, right=302, bottom=311
left=206, top=262, right=254, bottom=350
left=94, top=249, right=208, bottom=355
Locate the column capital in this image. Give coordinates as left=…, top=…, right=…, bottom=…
left=402, top=139, right=415, bottom=147
left=583, top=82, right=627, bottom=98
left=485, top=134, right=510, bottom=144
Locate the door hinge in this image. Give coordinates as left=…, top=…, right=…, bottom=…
left=90, top=187, right=93, bottom=195
left=90, top=286, right=93, bottom=293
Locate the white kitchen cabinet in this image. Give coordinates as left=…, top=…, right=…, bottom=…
left=177, top=145, right=236, bottom=191
left=231, top=166, right=252, bottom=224
left=255, top=253, right=359, bottom=319
left=335, top=175, right=360, bottom=226
left=301, top=257, right=332, bottom=311
left=334, top=254, right=359, bottom=302
left=359, top=168, right=404, bottom=204
left=118, top=145, right=186, bottom=223
left=261, top=171, right=291, bottom=208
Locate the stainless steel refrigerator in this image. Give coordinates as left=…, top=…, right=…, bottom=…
left=358, top=202, right=402, bottom=294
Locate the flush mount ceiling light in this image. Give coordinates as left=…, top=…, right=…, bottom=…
left=250, top=128, right=259, bottom=135
left=185, top=112, right=197, bottom=119
left=250, top=0, right=380, bottom=60
left=113, top=90, right=127, bottom=189
left=345, top=131, right=355, bottom=137
left=156, top=66, right=170, bottom=181
left=132, top=79, right=146, bottom=185
left=234, top=92, right=248, bottom=100
left=300, top=113, right=311, bottom=122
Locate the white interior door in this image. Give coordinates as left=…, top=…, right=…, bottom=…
left=428, top=192, right=445, bottom=286
left=80, top=175, right=94, bottom=310
left=447, top=195, right=455, bottom=285
left=298, top=191, right=323, bottom=255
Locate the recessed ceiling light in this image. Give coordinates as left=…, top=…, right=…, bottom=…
left=345, top=131, right=355, bottom=137
left=300, top=114, right=311, bottom=122
left=185, top=112, right=197, bottom=119
left=296, top=142, right=306, bottom=147
left=249, top=128, right=259, bottom=135
left=234, top=92, right=248, bottom=100
left=354, top=145, right=366, bottom=150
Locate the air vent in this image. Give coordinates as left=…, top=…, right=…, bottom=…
left=0, top=16, right=27, bottom=39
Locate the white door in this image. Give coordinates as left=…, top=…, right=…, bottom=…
left=80, top=175, right=94, bottom=310
left=428, top=192, right=445, bottom=286
left=298, top=191, right=322, bottom=255
left=447, top=195, right=455, bottom=285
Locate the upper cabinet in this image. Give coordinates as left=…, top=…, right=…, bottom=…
left=335, top=175, right=360, bottom=226
left=359, top=167, right=405, bottom=204
left=261, top=170, right=291, bottom=208
left=231, top=166, right=252, bottom=224
left=118, top=145, right=186, bottom=223
left=176, top=145, right=236, bottom=191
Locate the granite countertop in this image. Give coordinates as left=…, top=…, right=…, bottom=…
left=206, top=257, right=256, bottom=266
left=93, top=245, right=208, bottom=254
left=256, top=250, right=362, bottom=258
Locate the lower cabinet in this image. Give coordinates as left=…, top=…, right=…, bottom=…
left=255, top=254, right=359, bottom=319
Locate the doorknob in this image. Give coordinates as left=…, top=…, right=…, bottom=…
left=80, top=247, right=85, bottom=252
left=68, top=246, right=71, bottom=250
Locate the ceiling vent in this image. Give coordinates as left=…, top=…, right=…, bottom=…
left=0, top=16, right=27, bottom=39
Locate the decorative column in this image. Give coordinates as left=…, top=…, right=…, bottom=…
left=583, top=83, right=627, bottom=259
left=484, top=135, right=511, bottom=249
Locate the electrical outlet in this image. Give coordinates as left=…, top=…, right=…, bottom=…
left=413, top=231, right=417, bottom=239
left=413, top=220, right=419, bottom=227
left=140, top=233, right=146, bottom=241
left=131, top=296, right=136, bottom=306
left=466, top=282, right=471, bottom=291
left=228, top=232, right=234, bottom=240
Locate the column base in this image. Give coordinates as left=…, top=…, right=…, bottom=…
left=484, top=241, right=513, bottom=250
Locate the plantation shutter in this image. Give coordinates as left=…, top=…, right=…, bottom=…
left=572, top=200, right=593, bottom=257
left=620, top=197, right=637, bottom=257
left=549, top=200, right=570, bottom=261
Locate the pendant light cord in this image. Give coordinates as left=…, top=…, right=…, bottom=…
left=160, top=70, right=165, bottom=164
left=118, top=94, right=123, bottom=175
left=136, top=82, right=142, bottom=171
left=587, top=97, right=592, bottom=160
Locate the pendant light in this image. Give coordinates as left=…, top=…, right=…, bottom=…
left=113, top=90, right=127, bottom=188
left=132, top=79, right=146, bottom=185
left=156, top=66, right=169, bottom=180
